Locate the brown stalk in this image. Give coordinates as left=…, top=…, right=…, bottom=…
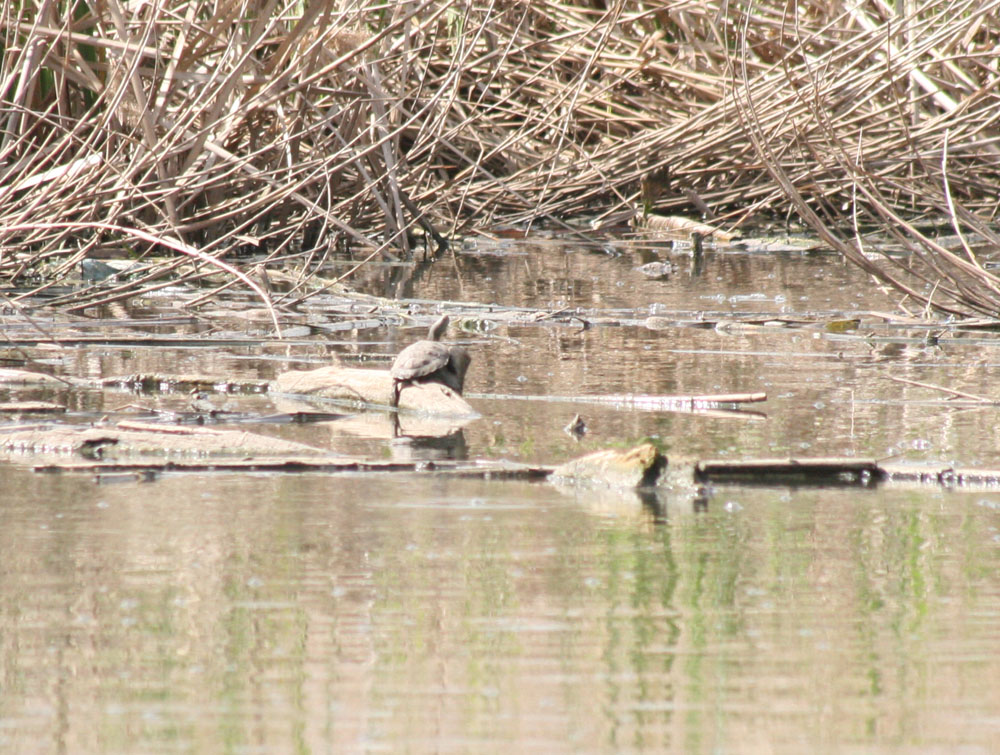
left=0, top=0, right=998, bottom=319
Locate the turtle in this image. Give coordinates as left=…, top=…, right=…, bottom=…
left=389, top=315, right=471, bottom=408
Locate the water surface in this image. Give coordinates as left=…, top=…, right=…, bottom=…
left=2, top=469, right=999, bottom=752
left=2, top=237, right=1000, bottom=752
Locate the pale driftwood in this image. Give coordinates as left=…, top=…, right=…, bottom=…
left=272, top=366, right=479, bottom=417
left=484, top=391, right=766, bottom=414
left=0, top=422, right=327, bottom=460
left=550, top=443, right=665, bottom=489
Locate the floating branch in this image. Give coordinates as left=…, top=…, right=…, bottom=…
left=479, top=391, right=767, bottom=413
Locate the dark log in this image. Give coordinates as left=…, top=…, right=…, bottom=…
left=695, top=457, right=884, bottom=486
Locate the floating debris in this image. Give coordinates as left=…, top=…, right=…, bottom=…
left=635, top=261, right=674, bottom=280
left=563, top=413, right=588, bottom=439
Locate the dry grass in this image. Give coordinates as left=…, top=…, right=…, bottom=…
left=1, top=0, right=998, bottom=316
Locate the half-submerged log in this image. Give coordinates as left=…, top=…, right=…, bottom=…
left=694, top=458, right=1000, bottom=489
left=272, top=366, right=478, bottom=417
left=31, top=457, right=553, bottom=478
left=695, top=458, right=883, bottom=486
left=0, top=421, right=327, bottom=461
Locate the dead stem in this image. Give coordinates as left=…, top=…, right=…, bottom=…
left=1, top=0, right=998, bottom=317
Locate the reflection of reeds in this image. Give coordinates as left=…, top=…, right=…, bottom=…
left=1, top=1, right=998, bottom=315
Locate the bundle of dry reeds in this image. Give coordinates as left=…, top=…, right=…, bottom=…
left=725, top=0, right=1000, bottom=317
left=1, top=0, right=998, bottom=315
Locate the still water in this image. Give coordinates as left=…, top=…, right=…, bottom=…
left=2, top=238, right=1000, bottom=752
left=3, top=470, right=999, bottom=752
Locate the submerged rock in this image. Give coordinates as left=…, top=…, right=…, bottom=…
left=550, top=442, right=666, bottom=489
left=635, top=261, right=674, bottom=280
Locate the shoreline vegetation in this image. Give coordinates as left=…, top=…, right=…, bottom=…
left=1, top=0, right=999, bottom=317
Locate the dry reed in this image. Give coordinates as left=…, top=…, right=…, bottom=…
left=1, top=0, right=998, bottom=316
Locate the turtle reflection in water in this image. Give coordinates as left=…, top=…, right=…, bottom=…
left=390, top=315, right=470, bottom=408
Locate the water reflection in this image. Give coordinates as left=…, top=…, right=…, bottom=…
left=2, top=468, right=999, bottom=752
left=389, top=429, right=468, bottom=461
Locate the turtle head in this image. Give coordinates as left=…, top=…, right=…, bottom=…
left=427, top=314, right=450, bottom=341
left=447, top=346, right=471, bottom=393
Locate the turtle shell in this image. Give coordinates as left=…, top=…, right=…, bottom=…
left=390, top=340, right=452, bottom=381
